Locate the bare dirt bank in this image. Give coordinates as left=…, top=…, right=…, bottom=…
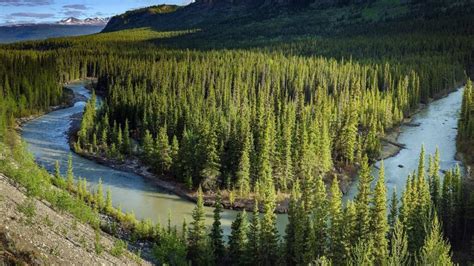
left=0, top=173, right=150, bottom=265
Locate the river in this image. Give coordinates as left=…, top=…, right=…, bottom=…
left=21, top=80, right=464, bottom=237
left=345, top=88, right=465, bottom=199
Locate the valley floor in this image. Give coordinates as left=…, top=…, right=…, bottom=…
left=0, top=173, right=150, bottom=265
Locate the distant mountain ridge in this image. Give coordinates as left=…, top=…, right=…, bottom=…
left=102, top=0, right=388, bottom=32
left=0, top=24, right=105, bottom=43
left=57, top=17, right=110, bottom=26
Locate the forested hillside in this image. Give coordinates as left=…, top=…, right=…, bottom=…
left=1, top=0, right=474, bottom=264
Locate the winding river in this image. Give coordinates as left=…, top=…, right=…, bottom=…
left=21, top=80, right=464, bottom=237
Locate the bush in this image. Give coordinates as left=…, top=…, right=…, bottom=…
left=17, top=197, right=36, bottom=224
left=111, top=239, right=127, bottom=257
left=94, top=230, right=104, bottom=255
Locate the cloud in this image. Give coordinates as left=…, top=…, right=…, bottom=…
left=8, top=12, right=55, bottom=18
left=0, top=0, right=52, bottom=6
left=63, top=4, right=87, bottom=10
left=63, top=10, right=85, bottom=17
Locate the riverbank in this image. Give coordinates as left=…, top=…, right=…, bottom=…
left=14, top=79, right=95, bottom=131
left=379, top=84, right=465, bottom=162
left=0, top=172, right=149, bottom=265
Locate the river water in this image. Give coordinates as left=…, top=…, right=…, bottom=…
left=345, top=87, right=464, bottom=200
left=21, top=81, right=464, bottom=237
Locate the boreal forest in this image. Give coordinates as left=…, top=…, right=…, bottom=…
left=1, top=0, right=474, bottom=265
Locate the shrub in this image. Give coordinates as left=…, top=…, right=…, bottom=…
left=111, top=239, right=127, bottom=257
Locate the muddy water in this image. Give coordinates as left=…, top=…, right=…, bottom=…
left=22, top=81, right=463, bottom=237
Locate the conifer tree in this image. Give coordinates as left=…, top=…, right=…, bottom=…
left=66, top=153, right=74, bottom=191
left=257, top=117, right=279, bottom=264
left=209, top=191, right=225, bottom=262
left=155, top=126, right=172, bottom=174
left=229, top=210, right=249, bottom=264
left=285, top=182, right=305, bottom=265
left=303, top=219, right=317, bottom=264
left=237, top=131, right=251, bottom=197
left=313, top=174, right=328, bottom=258
left=355, top=154, right=372, bottom=244
left=142, top=129, right=154, bottom=162
left=170, top=135, right=179, bottom=172
left=429, top=148, right=441, bottom=209
left=319, top=120, right=333, bottom=173
left=188, top=186, right=209, bottom=265
left=388, top=189, right=398, bottom=240
left=123, top=119, right=131, bottom=155
left=327, top=176, right=344, bottom=264
left=370, top=161, right=389, bottom=263
left=350, top=240, right=374, bottom=266
left=54, top=160, right=61, bottom=179
left=245, top=200, right=261, bottom=265
left=419, top=216, right=454, bottom=266
left=117, top=124, right=123, bottom=152
left=105, top=187, right=113, bottom=213
left=101, top=128, right=108, bottom=150
left=410, top=146, right=431, bottom=251
left=96, top=178, right=104, bottom=210
left=342, top=200, right=356, bottom=260
left=199, top=123, right=221, bottom=189
left=387, top=219, right=409, bottom=266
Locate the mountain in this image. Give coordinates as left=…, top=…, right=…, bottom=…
left=0, top=24, right=105, bottom=43
left=0, top=17, right=109, bottom=43
left=101, top=0, right=398, bottom=32
left=58, top=17, right=109, bottom=26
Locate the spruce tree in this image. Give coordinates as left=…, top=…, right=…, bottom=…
left=142, top=129, right=154, bottom=163
left=387, top=219, right=409, bottom=266
left=430, top=148, right=441, bottom=209
left=229, top=210, right=249, bottom=265
left=236, top=131, right=251, bottom=197
left=342, top=200, right=357, bottom=260
left=66, top=153, right=74, bottom=191
left=209, top=191, right=225, bottom=262
left=155, top=126, right=172, bottom=174
left=355, top=154, right=372, bottom=244
left=388, top=189, right=398, bottom=240
left=199, top=123, right=221, bottom=189
left=257, top=117, right=279, bottom=265
left=313, top=174, right=328, bottom=258
left=419, top=216, right=454, bottom=266
left=188, top=186, right=209, bottom=265
left=123, top=119, right=131, bottom=155
left=370, top=161, right=389, bottom=263
left=285, top=182, right=305, bottom=265
left=105, top=187, right=113, bottom=213
left=327, top=176, right=344, bottom=264
left=54, top=160, right=64, bottom=188
left=245, top=200, right=261, bottom=265
left=170, top=135, right=179, bottom=173
left=96, top=178, right=104, bottom=210
left=117, top=124, right=123, bottom=153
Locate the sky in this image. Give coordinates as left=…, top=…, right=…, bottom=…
left=0, top=0, right=193, bottom=25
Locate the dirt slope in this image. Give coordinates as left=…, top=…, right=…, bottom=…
left=0, top=173, right=152, bottom=265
